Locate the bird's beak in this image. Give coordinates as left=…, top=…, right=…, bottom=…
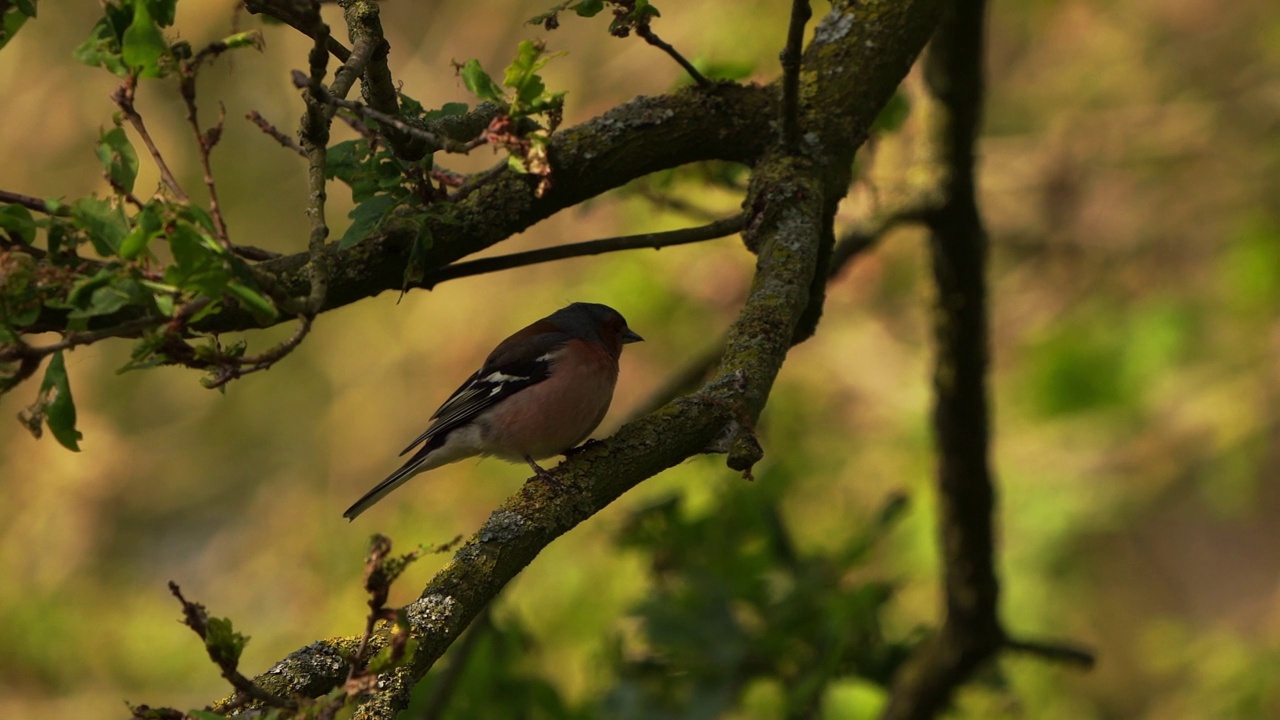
left=622, top=328, right=644, bottom=344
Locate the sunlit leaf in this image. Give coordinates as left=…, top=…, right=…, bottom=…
left=460, top=59, right=505, bottom=103
left=121, top=1, right=170, bottom=77
left=73, top=13, right=131, bottom=77
left=119, top=201, right=163, bottom=259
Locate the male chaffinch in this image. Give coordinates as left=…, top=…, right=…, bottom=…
left=343, top=302, right=643, bottom=520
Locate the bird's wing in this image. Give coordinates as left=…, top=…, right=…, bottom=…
left=398, top=332, right=569, bottom=456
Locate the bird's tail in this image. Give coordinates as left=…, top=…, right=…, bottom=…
left=343, top=458, right=425, bottom=520
left=343, top=431, right=479, bottom=520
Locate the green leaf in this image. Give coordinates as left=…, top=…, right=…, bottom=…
left=0, top=249, right=39, bottom=326
left=143, top=0, right=178, bottom=27
left=0, top=0, right=37, bottom=51
left=71, top=197, right=129, bottom=256
left=503, top=40, right=565, bottom=114
left=339, top=193, right=399, bottom=249
left=572, top=0, right=605, bottom=17
left=179, top=205, right=219, bottom=238
left=120, top=201, right=163, bottom=259
left=504, top=40, right=547, bottom=90
left=325, top=139, right=369, bottom=184
left=73, top=15, right=130, bottom=77
left=634, top=0, right=660, bottom=20
left=67, top=277, right=144, bottom=320
left=40, top=351, right=82, bottom=451
left=97, top=126, right=139, bottom=194
left=204, top=616, right=249, bottom=668
left=122, top=1, right=170, bottom=78
left=164, top=222, right=228, bottom=295
left=423, top=101, right=469, bottom=120
left=225, top=281, right=278, bottom=324
left=460, top=59, right=505, bottom=103
left=219, top=30, right=263, bottom=51
left=187, top=711, right=227, bottom=720
left=0, top=204, right=36, bottom=244
left=117, top=330, right=168, bottom=374
left=401, top=223, right=433, bottom=292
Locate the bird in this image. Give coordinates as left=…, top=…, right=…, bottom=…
left=343, top=302, right=643, bottom=520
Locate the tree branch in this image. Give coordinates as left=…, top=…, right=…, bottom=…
left=27, top=84, right=775, bottom=337
left=420, top=215, right=743, bottom=289
left=1004, top=636, right=1097, bottom=669
left=206, top=2, right=945, bottom=715
left=0, top=188, right=55, bottom=214
left=243, top=0, right=353, bottom=63
left=292, top=71, right=488, bottom=155
left=879, top=1, right=1053, bottom=716
left=635, top=24, right=711, bottom=88
left=780, top=0, right=812, bottom=150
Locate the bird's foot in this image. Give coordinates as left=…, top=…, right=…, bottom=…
left=524, top=455, right=566, bottom=491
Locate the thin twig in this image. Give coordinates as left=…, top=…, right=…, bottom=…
left=635, top=24, right=711, bottom=87
left=230, top=244, right=284, bottom=261
left=203, top=315, right=314, bottom=388
left=420, top=215, right=744, bottom=289
left=327, top=36, right=379, bottom=115
left=340, top=0, right=417, bottom=160
left=169, top=582, right=298, bottom=710
left=103, top=172, right=146, bottom=210
left=112, top=77, right=189, bottom=202
left=182, top=89, right=233, bottom=248
left=830, top=198, right=932, bottom=276
left=628, top=198, right=920, bottom=421
left=780, top=0, right=812, bottom=151
left=1005, top=636, right=1096, bottom=669
left=447, top=162, right=508, bottom=204
left=243, top=0, right=352, bottom=62
left=299, top=2, right=332, bottom=316
left=633, top=186, right=725, bottom=222
left=246, top=110, right=306, bottom=157
left=0, top=188, right=55, bottom=214
left=291, top=71, right=487, bottom=155
left=880, top=0, right=1011, bottom=716
left=1, top=317, right=160, bottom=363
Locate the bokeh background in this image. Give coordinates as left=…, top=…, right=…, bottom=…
left=2, top=0, right=1278, bottom=717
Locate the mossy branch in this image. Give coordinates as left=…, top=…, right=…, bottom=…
left=207, top=1, right=945, bottom=716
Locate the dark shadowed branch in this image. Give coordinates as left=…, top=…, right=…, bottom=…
left=635, top=23, right=711, bottom=88
left=880, top=1, right=1093, bottom=717
left=880, top=1, right=1003, bottom=716
left=243, top=0, right=353, bottom=62
left=421, top=215, right=744, bottom=289
left=780, top=0, right=813, bottom=150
